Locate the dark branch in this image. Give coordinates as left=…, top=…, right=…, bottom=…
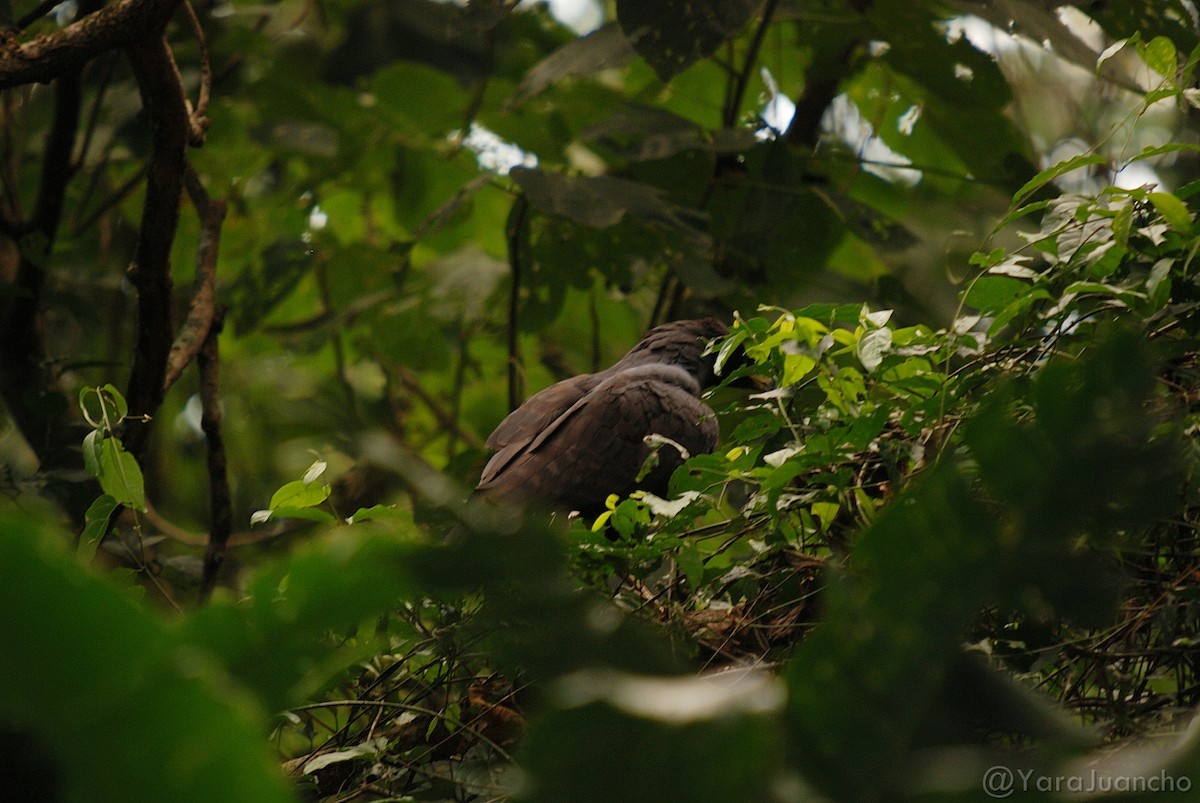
left=504, top=195, right=528, bottom=412
left=121, top=34, right=189, bottom=460
left=31, top=60, right=82, bottom=237
left=0, top=0, right=103, bottom=494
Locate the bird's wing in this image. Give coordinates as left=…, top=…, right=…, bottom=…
left=479, top=373, right=599, bottom=486
left=476, top=365, right=719, bottom=514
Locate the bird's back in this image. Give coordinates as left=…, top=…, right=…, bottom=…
left=475, top=318, right=728, bottom=515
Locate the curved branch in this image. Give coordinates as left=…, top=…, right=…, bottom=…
left=164, top=166, right=225, bottom=393
left=0, top=0, right=183, bottom=90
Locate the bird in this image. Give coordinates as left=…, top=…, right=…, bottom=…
left=475, top=318, right=731, bottom=516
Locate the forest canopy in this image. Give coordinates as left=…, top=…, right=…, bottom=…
left=4, top=0, right=1200, bottom=801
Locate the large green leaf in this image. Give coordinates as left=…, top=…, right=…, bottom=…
left=0, top=513, right=294, bottom=803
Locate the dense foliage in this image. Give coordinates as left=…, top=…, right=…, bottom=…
left=4, top=0, right=1200, bottom=800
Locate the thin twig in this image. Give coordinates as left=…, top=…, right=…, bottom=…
left=73, top=163, right=148, bottom=235
left=394, top=365, right=484, bottom=450
left=72, top=52, right=119, bottom=171
left=723, top=0, right=781, bottom=128
left=179, top=0, right=212, bottom=144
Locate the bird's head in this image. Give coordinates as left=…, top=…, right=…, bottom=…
left=617, top=317, right=730, bottom=387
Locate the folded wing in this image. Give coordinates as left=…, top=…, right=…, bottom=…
left=476, top=364, right=718, bottom=515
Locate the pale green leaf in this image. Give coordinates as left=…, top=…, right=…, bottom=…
left=856, top=328, right=893, bottom=372
left=268, top=480, right=331, bottom=511
left=303, top=738, right=389, bottom=775
left=302, top=460, right=327, bottom=486
left=83, top=429, right=103, bottom=479
left=1139, top=36, right=1177, bottom=79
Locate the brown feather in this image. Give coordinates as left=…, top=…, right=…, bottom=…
left=476, top=319, right=728, bottom=515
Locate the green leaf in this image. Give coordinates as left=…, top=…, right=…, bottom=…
left=1147, top=258, right=1173, bottom=308
left=347, top=504, right=407, bottom=524
left=677, top=544, right=705, bottom=589
left=1139, top=35, right=1178, bottom=78
left=1062, top=280, right=1145, bottom=302
left=1012, top=153, right=1107, bottom=206
left=79, top=495, right=119, bottom=563
left=268, top=480, right=331, bottom=511
left=964, top=275, right=1030, bottom=312
left=1126, top=142, right=1200, bottom=164
left=79, top=384, right=130, bottom=431
left=1149, top=191, right=1192, bottom=232
left=98, top=438, right=147, bottom=511
left=519, top=24, right=636, bottom=99
left=101, top=384, right=129, bottom=422
left=512, top=168, right=679, bottom=229
left=714, top=329, right=749, bottom=375
left=302, top=737, right=389, bottom=774
left=83, top=429, right=103, bottom=479
left=811, top=501, right=840, bottom=532
left=781, top=353, right=817, bottom=385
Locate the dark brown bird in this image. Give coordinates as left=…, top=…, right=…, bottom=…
left=476, top=318, right=730, bottom=515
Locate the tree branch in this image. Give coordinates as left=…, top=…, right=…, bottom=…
left=121, top=34, right=189, bottom=460
left=163, top=165, right=225, bottom=392
left=0, top=0, right=183, bottom=90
